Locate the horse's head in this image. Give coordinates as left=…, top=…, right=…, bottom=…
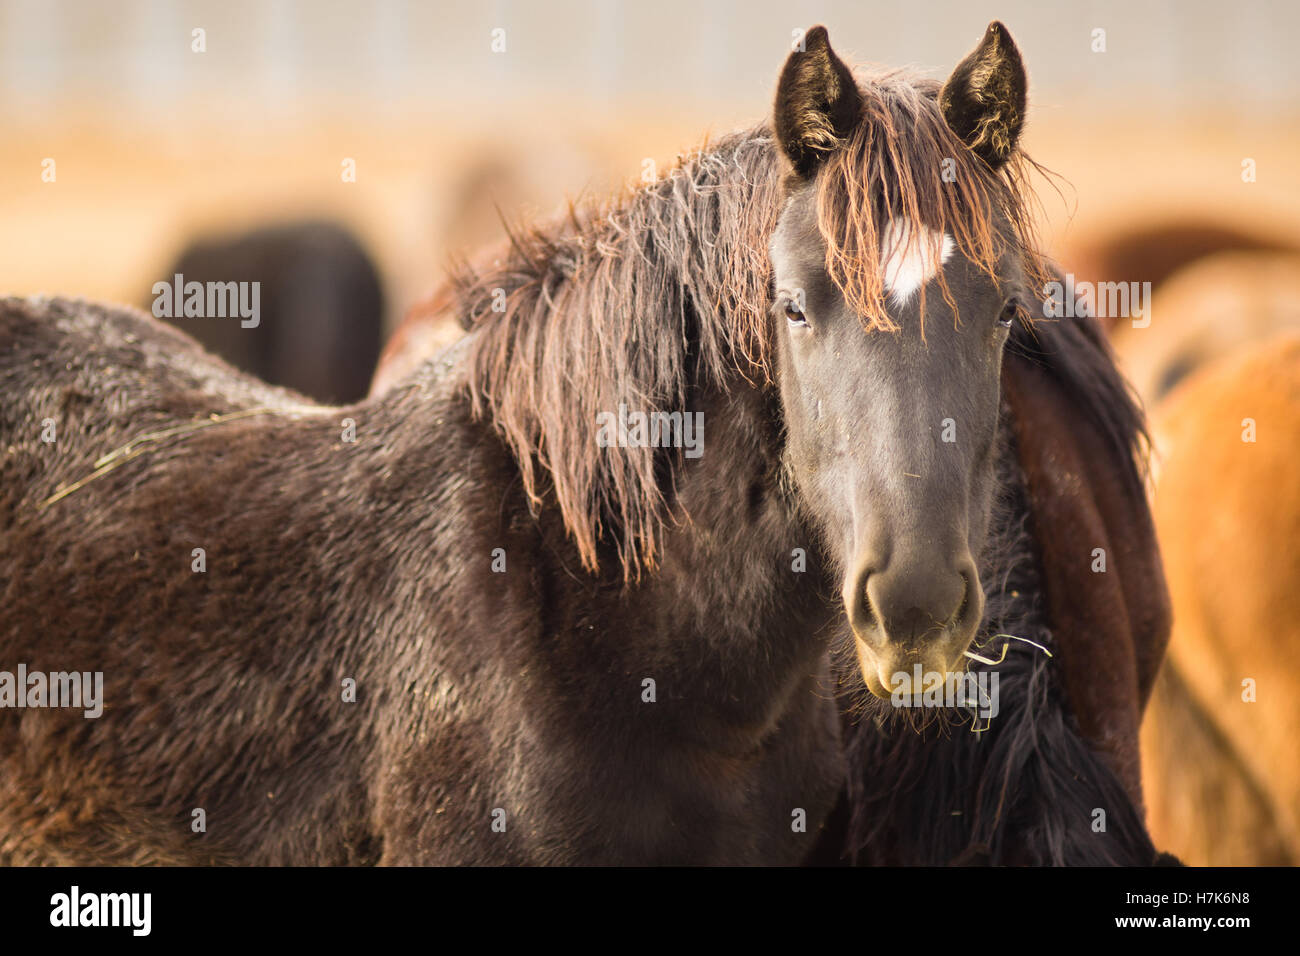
left=770, top=23, right=1034, bottom=699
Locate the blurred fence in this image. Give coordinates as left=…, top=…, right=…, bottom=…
left=2, top=0, right=1298, bottom=324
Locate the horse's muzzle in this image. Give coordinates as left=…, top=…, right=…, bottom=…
left=843, top=554, right=984, bottom=699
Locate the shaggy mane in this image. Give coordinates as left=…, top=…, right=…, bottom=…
left=448, top=69, right=1060, bottom=579
left=816, top=70, right=1051, bottom=331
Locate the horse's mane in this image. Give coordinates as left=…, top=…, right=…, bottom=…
left=447, top=68, right=1131, bottom=579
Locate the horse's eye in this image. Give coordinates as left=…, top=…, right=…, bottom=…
left=997, top=299, right=1019, bottom=328
left=785, top=301, right=808, bottom=327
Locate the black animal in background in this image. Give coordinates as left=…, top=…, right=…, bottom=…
left=151, top=220, right=384, bottom=404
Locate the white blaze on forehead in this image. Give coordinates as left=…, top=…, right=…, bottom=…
left=879, top=219, right=954, bottom=306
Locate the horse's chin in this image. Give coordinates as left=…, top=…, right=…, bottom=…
left=853, top=637, right=970, bottom=702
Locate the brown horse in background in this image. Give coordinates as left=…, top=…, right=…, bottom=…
left=1111, top=251, right=1300, bottom=409
left=1108, top=247, right=1300, bottom=864
left=1065, top=218, right=1297, bottom=334
left=1140, top=334, right=1300, bottom=865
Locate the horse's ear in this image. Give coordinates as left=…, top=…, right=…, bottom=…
left=774, top=26, right=863, bottom=178
left=940, top=21, right=1027, bottom=169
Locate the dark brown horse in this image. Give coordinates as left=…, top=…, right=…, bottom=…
left=2, top=24, right=1167, bottom=864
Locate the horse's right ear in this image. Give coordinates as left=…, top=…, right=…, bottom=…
left=774, top=26, right=863, bottom=179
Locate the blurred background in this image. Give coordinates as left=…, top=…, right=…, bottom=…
left=3, top=0, right=1298, bottom=339
left=3, top=0, right=1298, bottom=863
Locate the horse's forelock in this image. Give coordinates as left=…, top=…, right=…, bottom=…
left=816, top=69, right=1052, bottom=333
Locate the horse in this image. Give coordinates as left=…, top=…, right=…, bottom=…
left=1063, top=218, right=1298, bottom=334
left=380, top=26, right=1172, bottom=864
left=1110, top=250, right=1300, bottom=409
left=1105, top=250, right=1300, bottom=865
left=1, top=23, right=1168, bottom=864
left=1139, top=333, right=1300, bottom=865
left=150, top=220, right=385, bottom=404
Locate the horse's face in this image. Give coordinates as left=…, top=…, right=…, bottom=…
left=771, top=193, right=1024, bottom=698
left=770, top=23, right=1030, bottom=699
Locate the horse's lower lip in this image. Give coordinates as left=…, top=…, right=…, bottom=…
left=854, top=636, right=970, bottom=700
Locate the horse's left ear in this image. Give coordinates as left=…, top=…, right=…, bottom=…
left=940, top=21, right=1027, bottom=169
left=773, top=26, right=863, bottom=178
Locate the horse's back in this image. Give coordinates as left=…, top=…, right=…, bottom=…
left=1, top=295, right=313, bottom=419
left=1, top=295, right=321, bottom=510
left=1143, top=331, right=1300, bottom=864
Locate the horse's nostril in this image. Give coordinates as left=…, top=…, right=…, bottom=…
left=862, top=581, right=876, bottom=626
left=845, top=566, right=883, bottom=641
left=955, top=572, right=971, bottom=626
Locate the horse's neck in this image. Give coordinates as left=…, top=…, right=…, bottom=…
left=591, top=379, right=839, bottom=726
left=371, top=327, right=839, bottom=749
